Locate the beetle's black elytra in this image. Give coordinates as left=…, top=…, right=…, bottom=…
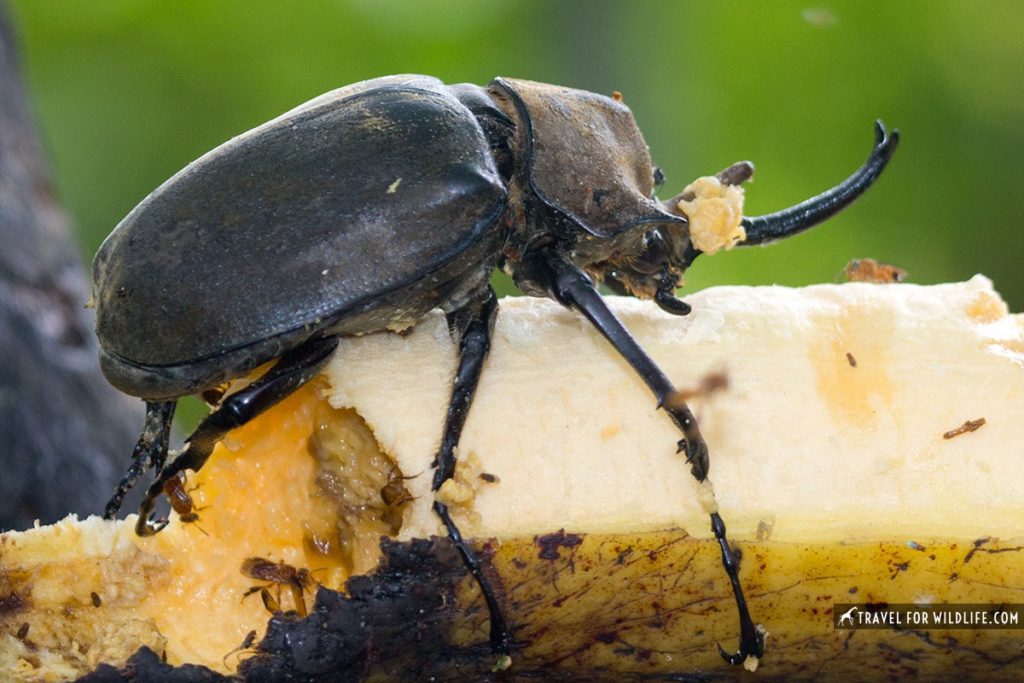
left=95, top=74, right=898, bottom=668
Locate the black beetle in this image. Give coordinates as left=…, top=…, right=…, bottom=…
left=94, top=74, right=897, bottom=667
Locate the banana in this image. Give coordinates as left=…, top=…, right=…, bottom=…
left=1, top=277, right=1022, bottom=681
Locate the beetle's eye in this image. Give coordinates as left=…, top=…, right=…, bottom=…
left=642, top=230, right=666, bottom=255
left=630, top=230, right=669, bottom=275
left=652, top=167, right=665, bottom=188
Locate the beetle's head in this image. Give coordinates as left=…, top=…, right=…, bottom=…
left=488, top=78, right=753, bottom=311
left=490, top=77, right=898, bottom=305
left=489, top=79, right=687, bottom=299
left=588, top=161, right=754, bottom=313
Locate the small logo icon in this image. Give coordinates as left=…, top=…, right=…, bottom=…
left=838, top=605, right=859, bottom=626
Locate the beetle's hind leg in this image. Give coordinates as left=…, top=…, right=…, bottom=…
left=103, top=400, right=176, bottom=519
left=431, top=286, right=511, bottom=666
left=134, top=336, right=339, bottom=536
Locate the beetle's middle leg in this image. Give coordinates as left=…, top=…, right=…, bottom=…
left=134, top=335, right=339, bottom=536
left=431, top=285, right=511, bottom=664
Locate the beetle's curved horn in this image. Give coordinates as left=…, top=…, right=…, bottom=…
left=739, top=121, right=899, bottom=247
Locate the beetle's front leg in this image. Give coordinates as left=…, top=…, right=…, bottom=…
left=549, top=255, right=709, bottom=479
left=431, top=285, right=511, bottom=667
left=537, top=250, right=764, bottom=666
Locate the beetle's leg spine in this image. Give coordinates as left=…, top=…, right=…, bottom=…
left=539, top=251, right=763, bottom=666
left=739, top=121, right=899, bottom=246
left=133, top=336, right=339, bottom=536
left=103, top=400, right=176, bottom=519
left=430, top=286, right=511, bottom=659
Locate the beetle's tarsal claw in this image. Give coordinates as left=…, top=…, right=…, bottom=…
left=718, top=642, right=744, bottom=666
left=717, top=625, right=766, bottom=667
left=675, top=425, right=709, bottom=480
left=135, top=514, right=168, bottom=537
left=674, top=437, right=709, bottom=480
left=711, top=511, right=765, bottom=666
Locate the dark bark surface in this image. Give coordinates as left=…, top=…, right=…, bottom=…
left=0, top=2, right=142, bottom=531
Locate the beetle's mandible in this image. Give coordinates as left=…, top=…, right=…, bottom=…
left=94, top=74, right=898, bottom=668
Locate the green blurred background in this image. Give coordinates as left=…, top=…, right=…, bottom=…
left=8, top=0, right=1023, bottom=428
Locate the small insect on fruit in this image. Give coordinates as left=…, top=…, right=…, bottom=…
left=94, top=75, right=898, bottom=667
left=162, top=472, right=206, bottom=531
left=843, top=257, right=907, bottom=283
left=240, top=557, right=317, bottom=618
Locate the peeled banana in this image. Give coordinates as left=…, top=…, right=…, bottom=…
left=2, top=277, right=1022, bottom=681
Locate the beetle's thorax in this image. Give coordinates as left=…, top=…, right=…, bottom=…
left=481, top=78, right=686, bottom=297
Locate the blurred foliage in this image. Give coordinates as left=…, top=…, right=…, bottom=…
left=9, top=0, right=1023, bottom=427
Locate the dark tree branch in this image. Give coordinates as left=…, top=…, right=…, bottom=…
left=0, top=2, right=142, bottom=531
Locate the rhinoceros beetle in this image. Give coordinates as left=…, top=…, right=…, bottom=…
left=94, top=74, right=898, bottom=667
